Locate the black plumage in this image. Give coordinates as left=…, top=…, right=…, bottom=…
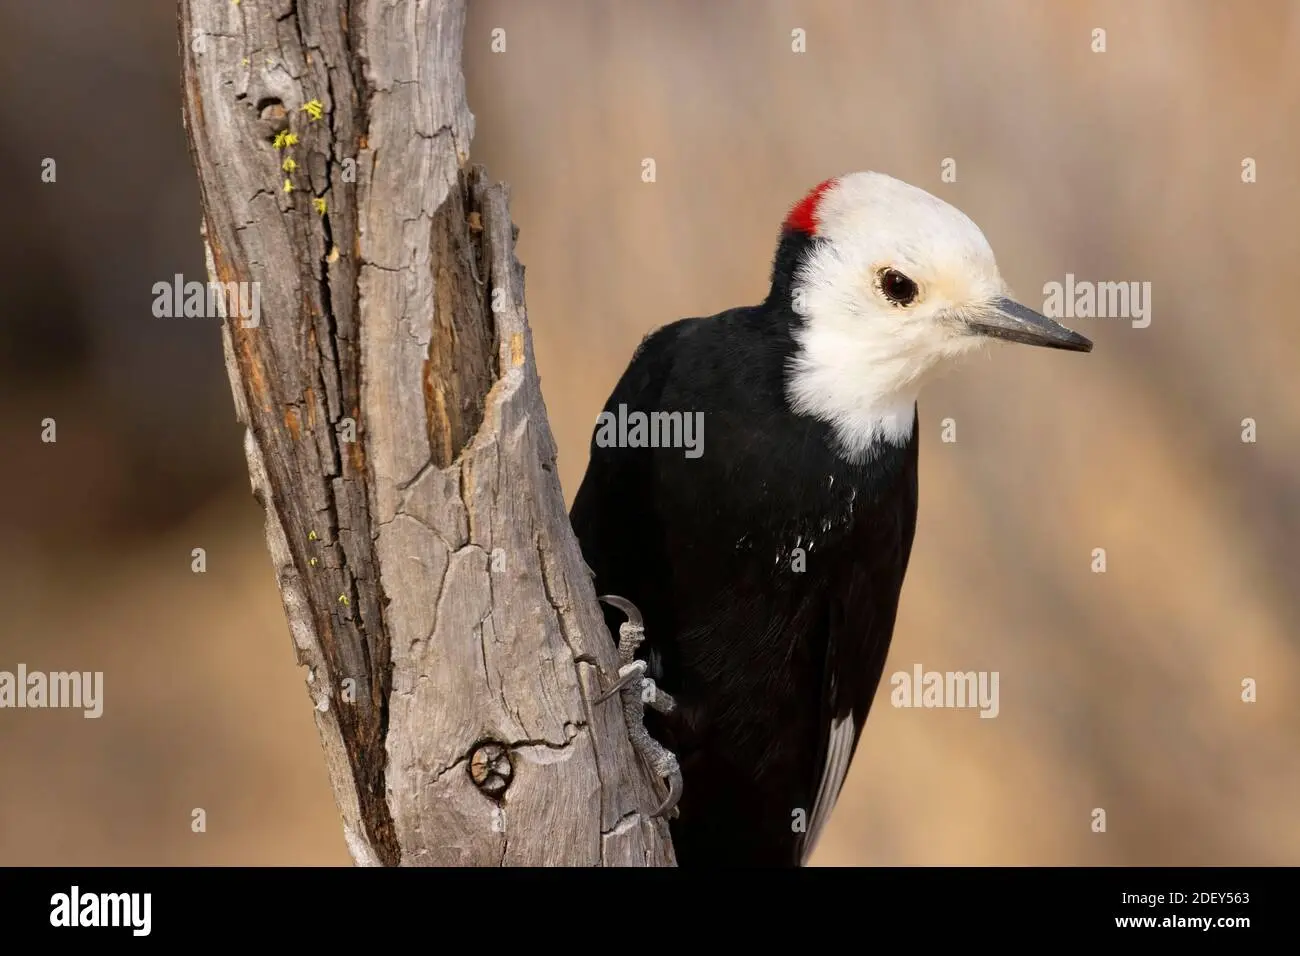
left=569, top=228, right=919, bottom=865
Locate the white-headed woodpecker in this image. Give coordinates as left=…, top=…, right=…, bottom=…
left=570, top=171, right=1092, bottom=866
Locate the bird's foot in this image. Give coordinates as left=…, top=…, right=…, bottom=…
left=594, top=594, right=683, bottom=819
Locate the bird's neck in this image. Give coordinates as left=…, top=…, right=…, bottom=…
left=765, top=229, right=920, bottom=463
left=765, top=228, right=810, bottom=302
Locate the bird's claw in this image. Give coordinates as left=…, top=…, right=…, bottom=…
left=654, top=765, right=684, bottom=819
left=595, top=594, right=683, bottom=819
left=597, top=593, right=642, bottom=627
left=594, top=659, right=646, bottom=704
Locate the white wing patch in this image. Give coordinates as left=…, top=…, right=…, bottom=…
left=802, top=713, right=856, bottom=865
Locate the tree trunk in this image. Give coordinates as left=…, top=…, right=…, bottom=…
left=177, top=0, right=675, bottom=867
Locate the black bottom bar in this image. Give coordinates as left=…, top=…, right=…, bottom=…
left=0, top=866, right=1277, bottom=940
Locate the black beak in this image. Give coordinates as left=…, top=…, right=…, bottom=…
left=967, top=297, right=1093, bottom=353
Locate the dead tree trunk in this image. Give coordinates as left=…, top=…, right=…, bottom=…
left=178, top=0, right=675, bottom=866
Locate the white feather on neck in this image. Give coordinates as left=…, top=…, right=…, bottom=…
left=784, top=313, right=927, bottom=460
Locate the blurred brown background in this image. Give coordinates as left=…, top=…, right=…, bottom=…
left=0, top=0, right=1296, bottom=865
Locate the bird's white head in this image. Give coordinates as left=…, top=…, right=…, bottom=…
left=780, top=171, right=1091, bottom=461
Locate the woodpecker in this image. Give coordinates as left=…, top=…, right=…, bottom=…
left=570, top=171, right=1092, bottom=866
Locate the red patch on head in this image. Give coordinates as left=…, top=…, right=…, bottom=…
left=783, top=178, right=838, bottom=235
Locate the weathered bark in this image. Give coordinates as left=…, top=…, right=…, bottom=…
left=178, top=0, right=675, bottom=866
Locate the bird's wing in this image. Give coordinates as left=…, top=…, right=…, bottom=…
left=799, top=545, right=911, bottom=865
left=804, top=713, right=857, bottom=863
left=569, top=319, right=700, bottom=638
left=800, top=607, right=864, bottom=864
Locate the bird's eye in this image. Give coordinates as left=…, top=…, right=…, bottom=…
left=879, top=269, right=918, bottom=306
